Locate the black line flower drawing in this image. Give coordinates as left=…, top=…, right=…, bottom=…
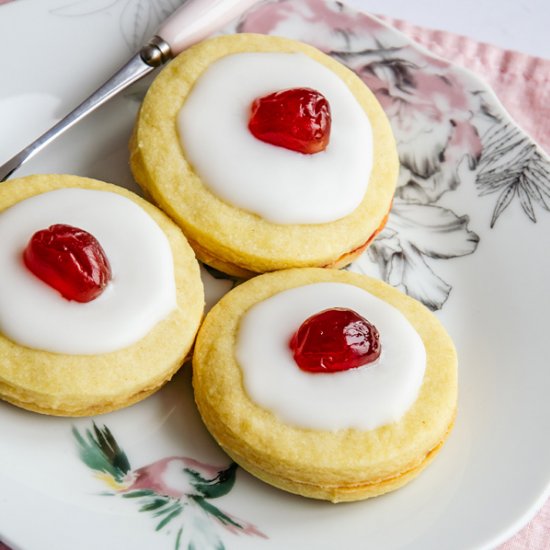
left=51, top=0, right=185, bottom=51
left=476, top=114, right=550, bottom=227
left=350, top=202, right=479, bottom=310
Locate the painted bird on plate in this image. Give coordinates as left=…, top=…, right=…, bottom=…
left=73, top=422, right=265, bottom=549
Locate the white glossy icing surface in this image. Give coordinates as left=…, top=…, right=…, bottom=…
left=236, top=282, right=426, bottom=431
left=0, top=189, right=176, bottom=355
left=178, top=52, right=372, bottom=224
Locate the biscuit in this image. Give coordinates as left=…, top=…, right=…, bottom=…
left=192, top=268, right=457, bottom=502
left=0, top=174, right=204, bottom=416
left=130, top=34, right=398, bottom=277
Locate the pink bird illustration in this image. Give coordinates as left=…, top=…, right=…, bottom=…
left=73, top=422, right=266, bottom=549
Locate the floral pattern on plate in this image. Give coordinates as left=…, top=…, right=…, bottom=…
left=50, top=0, right=185, bottom=51
left=234, top=0, right=550, bottom=310
left=73, top=423, right=266, bottom=550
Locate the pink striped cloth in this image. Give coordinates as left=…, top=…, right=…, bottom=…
left=379, top=16, right=550, bottom=550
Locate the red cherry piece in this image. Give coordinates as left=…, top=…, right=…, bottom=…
left=289, top=308, right=381, bottom=373
left=248, top=87, right=332, bottom=154
left=23, top=224, right=112, bottom=303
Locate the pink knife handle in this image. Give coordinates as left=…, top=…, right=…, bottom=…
left=157, top=0, right=258, bottom=56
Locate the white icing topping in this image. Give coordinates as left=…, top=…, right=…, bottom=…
left=0, top=188, right=177, bottom=355
left=236, top=283, right=426, bottom=431
left=178, top=52, right=372, bottom=224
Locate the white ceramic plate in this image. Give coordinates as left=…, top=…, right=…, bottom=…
left=1, top=1, right=549, bottom=549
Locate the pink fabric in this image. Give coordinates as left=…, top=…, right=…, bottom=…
left=378, top=16, right=550, bottom=549
left=499, top=498, right=550, bottom=550
left=377, top=16, right=550, bottom=156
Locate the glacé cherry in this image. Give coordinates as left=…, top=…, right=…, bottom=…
left=248, top=87, right=331, bottom=154
left=289, top=307, right=381, bottom=373
left=23, top=224, right=112, bottom=303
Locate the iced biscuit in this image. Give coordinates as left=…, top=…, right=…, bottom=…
left=130, top=34, right=398, bottom=277
left=192, top=268, right=457, bottom=502
left=0, top=174, right=204, bottom=416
